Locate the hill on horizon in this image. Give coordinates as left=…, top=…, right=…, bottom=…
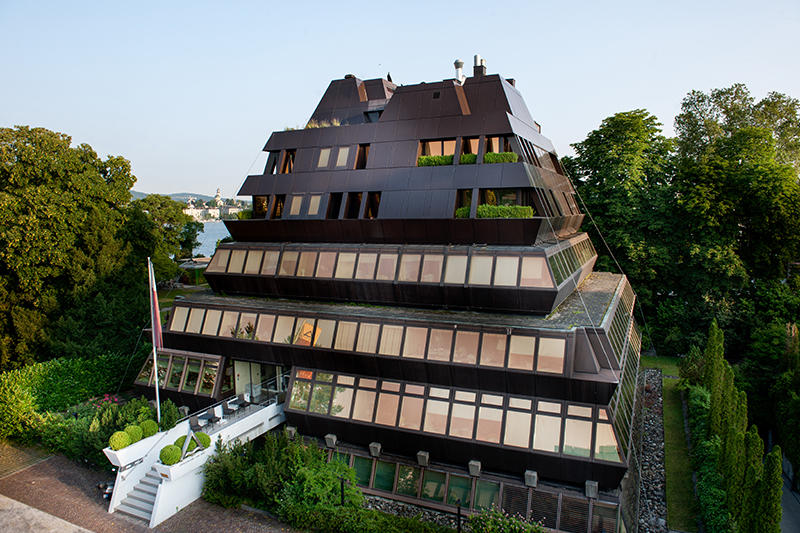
left=130, top=191, right=216, bottom=202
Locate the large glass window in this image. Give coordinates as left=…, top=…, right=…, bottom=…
left=170, top=306, right=188, bottom=332
left=278, top=251, right=299, bottom=276
left=352, top=389, right=376, bottom=422
left=421, top=470, right=446, bottom=502
left=289, top=381, right=310, bottom=410
left=427, top=329, right=453, bottom=361
left=493, top=256, right=519, bottom=286
left=244, top=250, right=263, bottom=274
left=373, top=460, right=395, bottom=492
left=182, top=360, right=201, bottom=392
left=355, top=323, right=379, bottom=353
left=378, top=325, right=403, bottom=356
left=398, top=396, right=424, bottom=430
left=537, top=337, right=566, bottom=374
left=331, top=386, right=353, bottom=418
left=396, top=465, right=421, bottom=497
left=353, top=456, right=372, bottom=486
left=220, top=311, right=240, bottom=337
left=167, top=357, right=185, bottom=389
left=420, top=255, right=443, bottom=283
left=226, top=249, right=246, bottom=274
left=443, top=255, right=467, bottom=284
left=314, top=319, right=336, bottom=348
left=272, top=316, right=296, bottom=344
left=206, top=249, right=229, bottom=273
left=594, top=423, right=621, bottom=462
left=309, top=383, right=332, bottom=414
left=474, top=480, right=500, bottom=511
left=334, top=321, right=357, bottom=351
left=355, top=253, right=377, bottom=280
left=296, top=252, right=317, bottom=277
left=289, top=195, right=303, bottom=216
left=255, top=314, right=275, bottom=342
left=293, top=317, right=316, bottom=346
left=563, top=418, right=592, bottom=458
left=261, top=251, right=279, bottom=275
left=468, top=256, right=493, bottom=285
left=315, top=252, right=336, bottom=278
left=520, top=256, right=550, bottom=287
left=308, top=195, right=322, bottom=216
left=336, top=146, right=350, bottom=167
left=475, top=407, right=502, bottom=443
left=508, top=335, right=536, bottom=371
left=533, top=414, right=561, bottom=453
left=375, top=393, right=399, bottom=426
left=376, top=254, right=398, bottom=280
left=335, top=252, right=357, bottom=279
left=503, top=411, right=531, bottom=448
left=185, top=308, right=205, bottom=334
left=402, top=327, right=427, bottom=359
left=398, top=254, right=421, bottom=282
left=201, top=309, right=221, bottom=335
left=199, top=361, right=218, bottom=395
left=136, top=359, right=153, bottom=385
left=156, top=355, right=169, bottom=386
left=448, top=403, right=475, bottom=439
left=423, top=400, right=449, bottom=435
left=317, top=148, right=331, bottom=168
left=479, top=333, right=506, bottom=367
left=447, top=475, right=472, bottom=506
left=453, top=331, right=479, bottom=364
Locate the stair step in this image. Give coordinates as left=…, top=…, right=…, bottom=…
left=145, top=471, right=163, bottom=482
left=122, top=497, right=153, bottom=513
left=135, top=482, right=158, bottom=496
left=117, top=502, right=151, bottom=521
left=128, top=492, right=156, bottom=506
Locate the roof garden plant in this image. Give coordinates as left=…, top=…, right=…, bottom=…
left=483, top=151, right=519, bottom=164
left=455, top=204, right=534, bottom=219
left=459, top=153, right=477, bottom=164
left=109, top=431, right=131, bottom=451
left=417, top=155, right=453, bottom=166
left=160, top=444, right=181, bottom=466
left=124, top=424, right=143, bottom=444
left=140, top=419, right=159, bottom=438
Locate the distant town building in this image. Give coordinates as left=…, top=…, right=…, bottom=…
left=183, top=189, right=244, bottom=221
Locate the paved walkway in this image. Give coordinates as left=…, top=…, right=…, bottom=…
left=0, top=440, right=51, bottom=480
left=783, top=475, right=800, bottom=533
left=0, top=454, right=299, bottom=532
left=0, top=494, right=92, bottom=532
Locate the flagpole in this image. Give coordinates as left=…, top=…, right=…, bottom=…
left=148, top=257, right=162, bottom=424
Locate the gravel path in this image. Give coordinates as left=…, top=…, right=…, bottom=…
left=638, top=369, right=668, bottom=533
left=0, top=454, right=300, bottom=533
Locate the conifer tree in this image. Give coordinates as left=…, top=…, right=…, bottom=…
left=760, top=446, right=783, bottom=533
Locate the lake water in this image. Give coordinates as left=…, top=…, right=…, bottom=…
left=195, top=221, right=231, bottom=258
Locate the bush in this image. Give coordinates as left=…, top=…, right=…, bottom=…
left=237, top=209, right=253, bottom=220
left=459, top=153, right=477, bottom=164
left=124, top=424, right=143, bottom=443
left=160, top=444, right=182, bottom=465
left=140, top=419, right=158, bottom=438
left=175, top=435, right=198, bottom=453
left=468, top=506, right=545, bottom=532
left=109, top=431, right=131, bottom=451
left=417, top=155, right=453, bottom=166
left=476, top=204, right=534, bottom=219
left=454, top=206, right=470, bottom=218
left=483, top=152, right=519, bottom=164
left=159, top=399, right=180, bottom=430
left=195, top=431, right=211, bottom=449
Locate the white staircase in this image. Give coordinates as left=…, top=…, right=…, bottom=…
left=116, top=466, right=161, bottom=522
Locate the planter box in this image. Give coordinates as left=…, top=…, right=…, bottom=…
left=153, top=448, right=210, bottom=481
left=103, top=432, right=164, bottom=468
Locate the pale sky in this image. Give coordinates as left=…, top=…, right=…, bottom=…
left=2, top=0, right=798, bottom=198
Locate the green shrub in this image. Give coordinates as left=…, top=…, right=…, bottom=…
left=278, top=501, right=453, bottom=532
left=195, top=431, right=211, bottom=449
left=159, top=399, right=180, bottom=430
left=237, top=209, right=253, bottom=220
left=140, top=419, right=158, bottom=438
left=468, top=506, right=545, bottom=532
left=454, top=206, right=470, bottom=219
left=202, top=439, right=255, bottom=508
left=175, top=435, right=198, bottom=453
left=160, top=444, right=181, bottom=465
left=476, top=204, right=534, bottom=219
left=109, top=431, right=131, bottom=451
left=459, top=153, right=477, bottom=164
left=124, top=424, right=143, bottom=443
left=417, top=155, right=453, bottom=166
left=483, top=152, right=519, bottom=164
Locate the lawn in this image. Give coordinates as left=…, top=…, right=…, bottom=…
left=640, top=354, right=680, bottom=377
left=157, top=285, right=208, bottom=310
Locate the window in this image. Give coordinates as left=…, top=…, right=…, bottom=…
left=272, top=316, right=296, bottom=344
left=364, top=110, right=381, bottom=123
left=279, top=149, right=295, bottom=173
left=468, top=256, right=493, bottom=285
left=373, top=461, right=395, bottom=491
left=474, top=480, right=500, bottom=510
left=353, top=456, right=372, bottom=486
left=420, top=255, right=443, bottom=283
left=296, top=252, right=317, bottom=277
left=335, top=252, right=357, bottom=279
left=326, top=192, right=343, bottom=219
left=455, top=189, right=472, bottom=216
left=423, top=400, right=449, bottom=434
left=508, top=335, right=535, bottom=371
left=356, top=323, right=379, bottom=353
left=264, top=151, right=278, bottom=174
left=563, top=418, right=592, bottom=458
left=170, top=306, right=189, bottom=332
left=520, top=256, right=550, bottom=287
left=206, top=249, right=229, bottom=273
left=533, top=414, right=561, bottom=453
left=289, top=381, right=310, bottom=410
left=352, top=389, right=376, bottom=422
left=308, top=195, right=322, bottom=216
left=201, top=309, right=221, bottom=335
left=167, top=358, right=185, bottom=389
left=503, top=410, right=531, bottom=448
left=378, top=325, right=403, bottom=356
left=475, top=406, right=502, bottom=443
left=364, top=192, right=380, bottom=219
left=182, top=360, right=201, bottom=392
left=448, top=403, right=475, bottom=439
left=537, top=337, right=566, bottom=374
left=315, top=319, right=336, bottom=348
left=376, top=254, right=398, bottom=280
left=232, top=312, right=252, bottom=338
left=270, top=194, right=285, bottom=219
left=493, top=256, right=519, bottom=286
left=461, top=137, right=479, bottom=155
left=484, top=136, right=511, bottom=154
left=402, top=327, right=427, bottom=359
left=594, top=423, right=621, bottom=462
left=355, top=253, right=377, bottom=280
left=336, top=146, right=350, bottom=167
left=420, top=139, right=456, bottom=156
left=447, top=475, right=472, bottom=506
left=344, top=192, right=362, bottom=219
left=331, top=386, right=354, bottom=418
left=244, top=250, right=263, bottom=274
left=252, top=195, right=268, bottom=218
left=261, top=250, right=279, bottom=275
left=317, top=148, right=331, bottom=168
left=444, top=255, right=467, bottom=284
left=355, top=144, right=369, bottom=169
left=309, top=383, right=332, bottom=414
left=453, top=331, right=479, bottom=364
left=186, top=308, right=205, bottom=334
left=398, top=396, right=424, bottom=430
left=155, top=355, right=169, bottom=386
left=334, top=321, right=357, bottom=351
left=289, top=195, right=303, bottom=216
left=375, top=393, right=399, bottom=425
left=228, top=249, right=246, bottom=274
left=279, top=251, right=299, bottom=276
left=315, top=252, right=336, bottom=278
left=398, top=254, right=421, bottom=282
left=479, top=333, right=506, bottom=367
left=421, top=470, right=446, bottom=502
left=293, top=317, right=316, bottom=346
left=396, top=465, right=421, bottom=497
left=427, top=329, right=453, bottom=361
left=199, top=362, right=218, bottom=395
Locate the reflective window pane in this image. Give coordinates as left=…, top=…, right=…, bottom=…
left=398, top=254, right=421, bottom=282
left=568, top=405, right=593, bottom=418
left=378, top=325, right=403, bottom=356
left=373, top=460, right=395, bottom=491
left=261, top=250, right=279, bottom=275
left=317, top=148, right=331, bottom=168
left=314, top=319, right=336, bottom=348
left=375, top=254, right=398, bottom=280
left=227, top=249, right=246, bottom=274
left=447, top=475, right=472, bottom=506
left=315, top=252, right=337, bottom=278
left=355, top=253, right=377, bottom=280
left=353, top=456, right=372, bottom=486
left=331, top=386, right=353, bottom=418
left=185, top=308, right=205, bottom=334
left=199, top=361, right=218, bottom=395
left=595, top=423, right=621, bottom=462
left=136, top=358, right=153, bottom=385
left=220, top=311, right=240, bottom=337
left=453, top=331, right=479, bottom=364
left=563, top=418, right=592, bottom=458
left=296, top=252, right=317, bottom=277
left=182, top=360, right=201, bottom=392
left=538, top=401, right=562, bottom=414
left=396, top=465, right=421, bottom=497
left=448, top=403, right=475, bottom=439
left=533, top=414, right=562, bottom=453
left=336, top=146, right=350, bottom=167
left=468, top=256, right=493, bottom=285
left=503, top=410, right=531, bottom=448
left=493, top=256, right=519, bottom=286
left=244, top=250, right=263, bottom=274
left=537, top=337, right=566, bottom=374
left=374, top=393, right=399, bottom=426
left=420, top=254, right=443, bottom=283
left=272, top=316, right=296, bottom=344
left=455, top=391, right=476, bottom=402
left=474, top=480, right=500, bottom=511
left=443, top=255, right=467, bottom=284
left=308, top=194, right=321, bottom=216
left=402, top=327, right=427, bottom=359
left=421, top=470, right=446, bottom=502
left=289, top=381, right=310, bottom=410
left=167, top=358, right=185, bottom=389
left=156, top=355, right=169, bottom=386
left=508, top=335, right=536, bottom=370
left=427, top=329, right=453, bottom=361
left=278, top=251, right=299, bottom=276
left=475, top=407, right=502, bottom=443
left=294, top=317, right=316, bottom=346
left=334, top=321, right=357, bottom=351
left=509, top=397, right=532, bottom=410
left=479, top=333, right=506, bottom=367
left=255, top=314, right=275, bottom=342
left=201, top=309, right=221, bottom=335
left=170, top=306, right=188, bottom=332
left=520, top=256, right=551, bottom=287
left=398, top=396, right=424, bottom=430
left=423, top=400, right=449, bottom=435
left=206, top=249, right=229, bottom=273
left=335, top=252, right=356, bottom=279
left=481, top=394, right=503, bottom=406
left=356, top=323, right=379, bottom=353
left=309, top=383, right=332, bottom=414
left=352, top=389, right=376, bottom=422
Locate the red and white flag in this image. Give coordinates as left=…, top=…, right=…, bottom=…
left=148, top=258, right=163, bottom=350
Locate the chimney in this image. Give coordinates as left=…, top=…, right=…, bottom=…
left=473, top=54, right=486, bottom=77
left=454, top=59, right=465, bottom=84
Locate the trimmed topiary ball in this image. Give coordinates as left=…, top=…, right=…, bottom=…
left=195, top=432, right=211, bottom=449
left=159, top=444, right=181, bottom=465
left=109, top=431, right=131, bottom=451
left=140, top=419, right=158, bottom=438
left=124, top=424, right=143, bottom=443
left=174, top=435, right=198, bottom=452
